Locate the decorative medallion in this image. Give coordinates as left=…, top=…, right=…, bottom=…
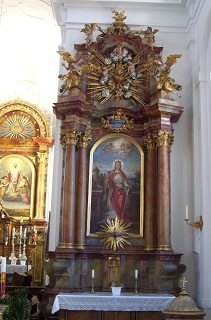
left=101, top=109, right=134, bottom=133
left=96, top=217, right=131, bottom=251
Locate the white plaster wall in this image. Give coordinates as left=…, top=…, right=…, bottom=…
left=190, top=1, right=211, bottom=316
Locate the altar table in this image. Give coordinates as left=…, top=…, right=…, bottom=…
left=52, top=292, right=175, bottom=320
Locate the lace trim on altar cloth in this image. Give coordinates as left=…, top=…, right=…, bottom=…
left=52, top=293, right=175, bottom=314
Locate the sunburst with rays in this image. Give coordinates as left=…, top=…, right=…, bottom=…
left=96, top=217, right=131, bottom=251
left=86, top=47, right=148, bottom=107
left=0, top=112, right=39, bottom=138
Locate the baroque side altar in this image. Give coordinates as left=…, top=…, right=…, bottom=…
left=40, top=9, right=185, bottom=320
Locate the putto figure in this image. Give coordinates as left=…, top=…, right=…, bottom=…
left=58, top=51, right=84, bottom=95
left=81, top=23, right=98, bottom=47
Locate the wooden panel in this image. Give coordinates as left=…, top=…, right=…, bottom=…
left=66, top=310, right=97, bottom=320
left=65, top=311, right=163, bottom=320
left=103, top=311, right=130, bottom=320
left=137, top=312, right=163, bottom=320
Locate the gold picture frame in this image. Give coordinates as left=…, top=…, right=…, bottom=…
left=0, top=154, right=35, bottom=219
left=87, top=133, right=144, bottom=238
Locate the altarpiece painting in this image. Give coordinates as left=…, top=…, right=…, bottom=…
left=87, top=134, right=144, bottom=237
left=0, top=154, right=35, bottom=219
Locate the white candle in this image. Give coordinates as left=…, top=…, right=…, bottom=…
left=24, top=228, right=26, bottom=238
left=92, top=269, right=95, bottom=278
left=20, top=226, right=22, bottom=237
left=135, top=270, right=138, bottom=279
left=185, top=205, right=188, bottom=220
left=1, top=257, right=6, bottom=273
left=20, top=216, right=23, bottom=223
left=12, top=227, right=15, bottom=237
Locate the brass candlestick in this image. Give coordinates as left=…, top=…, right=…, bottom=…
left=133, top=278, right=139, bottom=295
left=90, top=277, right=95, bottom=294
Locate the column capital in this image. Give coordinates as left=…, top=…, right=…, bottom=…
left=77, top=131, right=92, bottom=148
left=37, top=152, right=48, bottom=163
left=153, top=130, right=174, bottom=151
left=143, top=134, right=156, bottom=150
left=60, top=129, right=81, bottom=147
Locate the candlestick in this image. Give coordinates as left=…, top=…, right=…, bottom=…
left=0, top=257, right=6, bottom=297
left=90, top=276, right=95, bottom=294
left=12, top=227, right=15, bottom=238
left=185, top=205, right=188, bottom=220
left=1, top=257, right=6, bottom=273
left=20, top=226, right=22, bottom=237
left=135, top=269, right=138, bottom=279
left=24, top=228, right=26, bottom=238
left=133, top=278, right=139, bottom=295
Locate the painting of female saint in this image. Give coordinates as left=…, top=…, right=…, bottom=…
left=0, top=155, right=35, bottom=218
left=87, top=134, right=144, bottom=237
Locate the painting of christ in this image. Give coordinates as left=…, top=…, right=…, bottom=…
left=0, top=154, right=35, bottom=219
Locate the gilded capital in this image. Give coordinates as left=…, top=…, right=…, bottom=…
left=37, top=152, right=48, bottom=163
left=60, top=129, right=81, bottom=147
left=77, top=131, right=92, bottom=148
left=143, top=134, right=155, bottom=150
left=153, top=130, right=173, bottom=151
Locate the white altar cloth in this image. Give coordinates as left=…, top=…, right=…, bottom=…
left=0, top=264, right=31, bottom=273
left=52, top=292, right=175, bottom=314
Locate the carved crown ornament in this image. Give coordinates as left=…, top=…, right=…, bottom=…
left=57, top=9, right=182, bottom=132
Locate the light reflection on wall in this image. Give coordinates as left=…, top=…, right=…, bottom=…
left=0, top=0, right=61, bottom=111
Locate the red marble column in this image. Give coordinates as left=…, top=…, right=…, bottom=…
left=60, top=129, right=79, bottom=246
left=75, top=132, right=92, bottom=249
left=143, top=135, right=157, bottom=250
left=155, top=130, right=173, bottom=251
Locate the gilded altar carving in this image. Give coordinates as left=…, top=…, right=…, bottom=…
left=96, top=217, right=131, bottom=251
left=58, top=51, right=84, bottom=95
left=77, top=131, right=92, bottom=149
left=0, top=99, right=50, bottom=138
left=60, top=129, right=81, bottom=147
left=0, top=99, right=53, bottom=286
left=101, top=109, right=134, bottom=133
left=37, top=152, right=48, bottom=163
left=153, top=130, right=174, bottom=151
left=143, top=134, right=156, bottom=150
left=58, top=9, right=182, bottom=103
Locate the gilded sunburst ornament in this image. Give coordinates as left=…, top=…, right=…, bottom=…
left=0, top=111, right=39, bottom=138
left=96, top=218, right=131, bottom=251
left=87, top=47, right=148, bottom=107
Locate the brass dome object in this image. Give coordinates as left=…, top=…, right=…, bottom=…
left=162, top=277, right=206, bottom=319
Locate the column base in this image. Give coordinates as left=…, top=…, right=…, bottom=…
left=74, top=244, right=86, bottom=249
left=156, top=245, right=173, bottom=251
left=57, top=242, right=75, bottom=249
left=144, top=245, right=156, bottom=251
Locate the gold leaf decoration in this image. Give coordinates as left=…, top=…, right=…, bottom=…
left=96, top=217, right=131, bottom=251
